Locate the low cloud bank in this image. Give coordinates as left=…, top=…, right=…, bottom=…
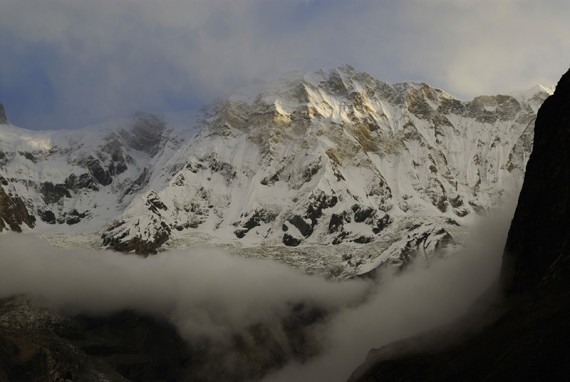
left=264, top=198, right=517, bottom=382
left=0, top=236, right=368, bottom=343
left=0, top=198, right=515, bottom=381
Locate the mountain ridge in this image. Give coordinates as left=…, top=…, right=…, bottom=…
left=0, top=66, right=551, bottom=276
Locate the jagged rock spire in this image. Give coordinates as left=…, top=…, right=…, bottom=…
left=0, top=103, right=8, bottom=125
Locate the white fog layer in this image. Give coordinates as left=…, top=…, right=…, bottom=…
left=0, top=199, right=515, bottom=381
left=0, top=237, right=369, bottom=342
left=264, top=199, right=515, bottom=381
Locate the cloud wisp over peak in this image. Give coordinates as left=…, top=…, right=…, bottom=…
left=1, top=0, right=568, bottom=130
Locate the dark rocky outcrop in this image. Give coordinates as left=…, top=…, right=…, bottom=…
left=65, top=173, right=99, bottom=192
left=372, top=214, right=392, bottom=234
left=327, top=206, right=393, bottom=245
left=282, top=233, right=302, bottom=247
left=145, top=190, right=168, bottom=213
left=350, top=69, right=570, bottom=382
left=306, top=193, right=338, bottom=226
left=0, top=103, right=8, bottom=125
left=353, top=205, right=375, bottom=223
left=78, top=156, right=113, bottom=186
left=65, top=209, right=88, bottom=225
left=502, top=69, right=570, bottom=294
left=18, top=151, right=37, bottom=163
left=0, top=187, right=35, bottom=232
left=286, top=215, right=313, bottom=238
left=101, top=192, right=172, bottom=255
left=38, top=209, right=56, bottom=224
left=101, top=220, right=171, bottom=256
left=234, top=209, right=277, bottom=238
left=282, top=192, right=339, bottom=246
left=39, top=181, right=71, bottom=204
left=328, top=212, right=348, bottom=234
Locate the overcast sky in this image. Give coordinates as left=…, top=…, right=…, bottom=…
left=1, top=0, right=569, bottom=130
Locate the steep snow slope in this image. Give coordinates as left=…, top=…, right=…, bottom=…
left=0, top=67, right=550, bottom=276
left=0, top=112, right=199, bottom=233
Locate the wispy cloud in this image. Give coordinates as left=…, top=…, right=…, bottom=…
left=1, top=0, right=568, bottom=130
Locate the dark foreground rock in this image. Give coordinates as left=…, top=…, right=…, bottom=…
left=349, top=68, right=570, bottom=382
left=502, top=69, right=570, bottom=293
left=0, top=298, right=188, bottom=382
left=0, top=297, right=325, bottom=382
left=350, top=288, right=570, bottom=382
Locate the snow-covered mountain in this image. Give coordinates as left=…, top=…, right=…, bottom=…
left=0, top=66, right=551, bottom=276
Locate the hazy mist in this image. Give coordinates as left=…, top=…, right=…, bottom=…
left=0, top=197, right=516, bottom=381
left=264, top=199, right=515, bottom=381
left=2, top=0, right=569, bottom=130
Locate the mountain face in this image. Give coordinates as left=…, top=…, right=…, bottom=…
left=0, top=111, right=178, bottom=230
left=349, top=68, right=570, bottom=382
left=0, top=66, right=550, bottom=275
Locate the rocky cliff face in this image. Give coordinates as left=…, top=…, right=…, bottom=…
left=349, top=68, right=570, bottom=382
left=0, top=186, right=35, bottom=232
left=0, top=111, right=179, bottom=237
left=502, top=69, right=570, bottom=293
